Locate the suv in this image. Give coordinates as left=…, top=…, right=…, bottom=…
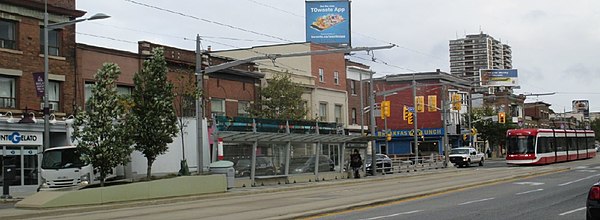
left=449, top=147, right=484, bottom=167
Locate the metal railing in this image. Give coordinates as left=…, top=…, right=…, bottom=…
left=0, top=97, right=16, bottom=108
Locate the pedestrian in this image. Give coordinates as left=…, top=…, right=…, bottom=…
left=350, top=149, right=363, bottom=179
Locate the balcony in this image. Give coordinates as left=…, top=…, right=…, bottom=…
left=0, top=97, right=16, bottom=108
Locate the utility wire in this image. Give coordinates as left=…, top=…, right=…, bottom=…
left=124, top=0, right=294, bottom=43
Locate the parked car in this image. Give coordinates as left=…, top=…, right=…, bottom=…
left=587, top=180, right=600, bottom=220
left=289, top=155, right=334, bottom=174
left=366, top=154, right=392, bottom=174
left=233, top=157, right=276, bottom=177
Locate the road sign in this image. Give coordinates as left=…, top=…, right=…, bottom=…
left=408, top=107, right=415, bottom=113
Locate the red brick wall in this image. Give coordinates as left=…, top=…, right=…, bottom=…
left=205, top=76, right=258, bottom=118
left=0, top=10, right=76, bottom=115
left=310, top=44, right=346, bottom=91
left=346, top=79, right=370, bottom=126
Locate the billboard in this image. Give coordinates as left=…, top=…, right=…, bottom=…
left=305, top=1, right=350, bottom=46
left=479, top=69, right=519, bottom=87
left=572, top=100, right=590, bottom=119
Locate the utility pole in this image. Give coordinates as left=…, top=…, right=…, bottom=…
left=442, top=85, right=450, bottom=167
left=412, top=75, right=419, bottom=165
left=359, top=72, right=365, bottom=136
left=195, top=34, right=207, bottom=174
left=369, top=71, right=377, bottom=176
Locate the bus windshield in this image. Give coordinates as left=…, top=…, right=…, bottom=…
left=41, top=148, right=87, bottom=169
left=507, top=136, right=535, bottom=154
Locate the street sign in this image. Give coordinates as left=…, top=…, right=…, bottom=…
left=408, top=107, right=415, bottom=113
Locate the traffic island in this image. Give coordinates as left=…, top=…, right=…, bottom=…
left=15, top=175, right=226, bottom=209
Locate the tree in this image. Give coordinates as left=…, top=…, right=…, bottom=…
left=131, top=48, right=179, bottom=180
left=248, top=73, right=307, bottom=120
left=470, top=107, right=516, bottom=157
left=173, top=74, right=201, bottom=176
left=72, top=63, right=134, bottom=187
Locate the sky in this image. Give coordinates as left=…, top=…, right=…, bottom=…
left=75, top=0, right=600, bottom=113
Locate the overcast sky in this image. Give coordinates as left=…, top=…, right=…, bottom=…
left=76, top=0, right=600, bottom=113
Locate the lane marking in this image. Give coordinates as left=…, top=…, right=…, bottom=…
left=514, top=182, right=545, bottom=186
left=558, top=207, right=586, bottom=216
left=575, top=166, right=589, bottom=169
left=361, top=210, right=424, bottom=220
left=458, top=197, right=495, bottom=206
left=558, top=173, right=600, bottom=186
left=577, top=170, right=597, bottom=173
left=515, top=188, right=544, bottom=195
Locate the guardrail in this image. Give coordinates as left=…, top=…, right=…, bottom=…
left=374, top=154, right=446, bottom=174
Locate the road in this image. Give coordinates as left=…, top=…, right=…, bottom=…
left=0, top=158, right=592, bottom=220
left=317, top=162, right=600, bottom=220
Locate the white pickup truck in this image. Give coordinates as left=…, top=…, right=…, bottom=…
left=449, top=147, right=484, bottom=167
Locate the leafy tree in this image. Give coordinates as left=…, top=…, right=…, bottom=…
left=173, top=74, right=201, bottom=176
left=470, top=107, right=516, bottom=157
left=131, top=48, right=179, bottom=180
left=72, top=63, right=134, bottom=187
left=248, top=73, right=307, bottom=120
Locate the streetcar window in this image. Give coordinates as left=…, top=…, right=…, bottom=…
left=507, top=136, right=535, bottom=154
left=538, top=137, right=547, bottom=153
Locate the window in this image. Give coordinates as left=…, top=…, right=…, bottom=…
left=0, top=76, right=16, bottom=108
left=319, top=102, right=327, bottom=121
left=350, top=80, right=356, bottom=95
left=84, top=82, right=93, bottom=110
left=238, top=101, right=250, bottom=117
left=334, top=104, right=342, bottom=123
left=45, top=81, right=60, bottom=111
left=351, top=108, right=357, bottom=124
left=0, top=20, right=16, bottom=49
left=116, top=86, right=132, bottom=97
left=318, top=68, right=324, bottom=82
left=211, top=98, right=225, bottom=116
left=40, top=27, right=60, bottom=56
left=333, top=71, right=339, bottom=85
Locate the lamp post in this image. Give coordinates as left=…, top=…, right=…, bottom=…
left=42, top=1, right=109, bottom=152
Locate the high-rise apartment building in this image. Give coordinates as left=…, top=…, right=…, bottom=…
left=449, top=32, right=512, bottom=78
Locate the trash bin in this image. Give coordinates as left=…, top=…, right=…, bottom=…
left=209, top=160, right=235, bottom=189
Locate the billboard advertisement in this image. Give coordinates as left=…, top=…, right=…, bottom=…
left=305, top=1, right=350, bottom=46
left=479, top=69, right=519, bottom=87
left=572, top=100, right=590, bottom=119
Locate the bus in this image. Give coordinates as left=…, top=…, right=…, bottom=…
left=506, top=128, right=596, bottom=165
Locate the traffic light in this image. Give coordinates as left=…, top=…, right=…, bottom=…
left=386, top=133, right=392, bottom=141
left=452, top=94, right=462, bottom=111
left=463, top=134, right=468, bottom=141
left=470, top=128, right=477, bottom=136
left=381, top=100, right=391, bottom=119
left=403, top=105, right=408, bottom=120
left=407, top=112, right=414, bottom=124
left=498, top=112, right=506, bottom=124
left=416, top=96, right=425, bottom=113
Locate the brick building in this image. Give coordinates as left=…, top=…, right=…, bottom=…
left=345, top=60, right=372, bottom=135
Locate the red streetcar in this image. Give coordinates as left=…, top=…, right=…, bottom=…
left=506, top=128, right=596, bottom=165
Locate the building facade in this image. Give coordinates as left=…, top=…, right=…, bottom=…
left=345, top=60, right=372, bottom=135
left=372, top=70, right=471, bottom=156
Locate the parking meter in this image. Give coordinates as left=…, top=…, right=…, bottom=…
left=2, top=164, right=16, bottom=199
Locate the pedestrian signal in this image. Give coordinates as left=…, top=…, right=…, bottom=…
left=498, top=112, right=506, bottom=124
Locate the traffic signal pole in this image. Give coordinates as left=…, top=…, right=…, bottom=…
left=412, top=76, right=419, bottom=165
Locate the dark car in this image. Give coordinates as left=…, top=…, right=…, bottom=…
left=233, top=157, right=276, bottom=177
left=587, top=181, right=600, bottom=220
left=289, top=155, right=334, bottom=174
left=366, top=154, right=392, bottom=174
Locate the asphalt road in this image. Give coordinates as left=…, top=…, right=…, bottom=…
left=318, top=161, right=600, bottom=220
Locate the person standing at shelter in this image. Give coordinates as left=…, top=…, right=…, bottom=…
left=350, top=149, right=363, bottom=179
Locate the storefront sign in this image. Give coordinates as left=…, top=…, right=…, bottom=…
left=376, top=128, right=444, bottom=137
left=0, top=131, right=43, bottom=145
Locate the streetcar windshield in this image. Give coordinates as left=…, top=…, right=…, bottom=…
left=507, top=136, right=535, bottom=154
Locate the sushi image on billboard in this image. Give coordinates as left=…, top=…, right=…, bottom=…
left=310, top=14, right=345, bottom=31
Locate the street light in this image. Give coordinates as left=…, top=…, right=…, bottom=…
left=43, top=2, right=110, bottom=154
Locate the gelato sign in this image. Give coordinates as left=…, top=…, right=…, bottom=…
left=0, top=131, right=42, bottom=145
left=305, top=1, right=350, bottom=45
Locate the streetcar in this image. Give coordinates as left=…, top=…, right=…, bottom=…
left=506, top=128, right=596, bottom=165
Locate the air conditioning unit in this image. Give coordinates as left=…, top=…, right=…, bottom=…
left=40, top=102, right=59, bottom=112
